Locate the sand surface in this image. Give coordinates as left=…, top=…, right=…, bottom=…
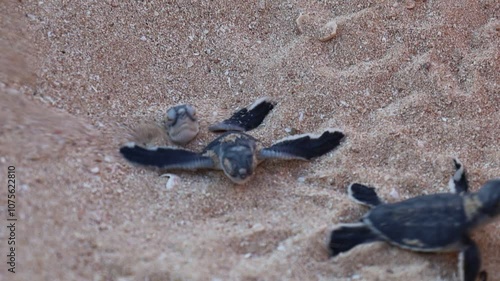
left=1, top=0, right=499, bottom=280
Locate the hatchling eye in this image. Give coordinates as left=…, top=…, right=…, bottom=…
left=186, top=105, right=196, bottom=116
left=167, top=108, right=177, bottom=120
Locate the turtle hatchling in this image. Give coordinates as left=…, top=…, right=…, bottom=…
left=120, top=97, right=345, bottom=184
left=328, top=158, right=500, bottom=281
left=164, top=104, right=200, bottom=145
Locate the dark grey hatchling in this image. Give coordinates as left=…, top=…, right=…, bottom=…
left=164, top=104, right=200, bottom=145
left=328, top=158, right=500, bottom=281
left=120, top=97, right=345, bottom=184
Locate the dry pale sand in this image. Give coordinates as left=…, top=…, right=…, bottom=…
left=1, top=0, right=499, bottom=280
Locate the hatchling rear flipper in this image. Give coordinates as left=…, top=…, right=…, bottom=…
left=120, top=143, right=215, bottom=170
left=328, top=223, right=381, bottom=257
left=258, top=129, right=345, bottom=160
left=348, top=183, right=384, bottom=207
left=459, top=237, right=482, bottom=281
left=448, top=158, right=469, bottom=194
left=209, top=97, right=275, bottom=132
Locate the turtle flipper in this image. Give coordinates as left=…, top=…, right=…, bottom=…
left=258, top=129, right=345, bottom=160
left=348, top=183, right=384, bottom=207
left=119, top=143, right=215, bottom=170
left=458, top=237, right=481, bottom=281
left=448, top=158, right=469, bottom=194
left=209, top=97, right=275, bottom=132
left=328, top=223, right=381, bottom=257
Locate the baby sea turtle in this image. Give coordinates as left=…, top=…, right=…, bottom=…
left=120, top=98, right=345, bottom=184
left=164, top=104, right=199, bottom=145
left=130, top=104, right=200, bottom=147
left=328, top=159, right=499, bottom=281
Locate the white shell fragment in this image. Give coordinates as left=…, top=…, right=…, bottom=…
left=390, top=188, right=400, bottom=199
left=161, top=173, right=181, bottom=190
left=251, top=223, right=265, bottom=232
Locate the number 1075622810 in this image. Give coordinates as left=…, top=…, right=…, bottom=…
left=7, top=166, right=16, bottom=219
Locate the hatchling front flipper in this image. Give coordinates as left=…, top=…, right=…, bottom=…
left=348, top=183, right=384, bottom=207
left=120, top=143, right=215, bottom=170
left=258, top=129, right=345, bottom=160
left=209, top=97, right=275, bottom=132
left=448, top=158, right=469, bottom=194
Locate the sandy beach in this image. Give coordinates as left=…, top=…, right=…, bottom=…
left=1, top=0, right=499, bottom=280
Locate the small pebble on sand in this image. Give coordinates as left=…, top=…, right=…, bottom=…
left=295, top=13, right=311, bottom=34
left=296, top=13, right=338, bottom=42
left=318, top=21, right=338, bottom=42
left=405, top=0, right=416, bottom=10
